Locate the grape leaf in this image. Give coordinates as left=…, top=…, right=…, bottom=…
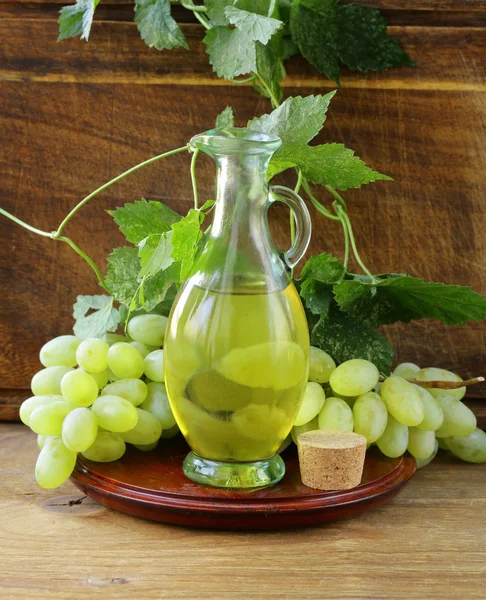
left=109, top=199, right=181, bottom=245
left=135, top=0, right=189, bottom=51
left=334, top=275, right=486, bottom=327
left=337, top=4, right=415, bottom=73
left=253, top=37, right=286, bottom=105
left=73, top=295, right=120, bottom=339
left=225, top=5, right=283, bottom=44
left=248, top=94, right=335, bottom=151
left=290, top=0, right=340, bottom=83
left=311, top=310, right=393, bottom=374
left=170, top=209, right=204, bottom=280
left=301, top=252, right=345, bottom=284
left=300, top=280, right=333, bottom=316
left=205, top=0, right=233, bottom=25
left=58, top=0, right=99, bottom=42
left=138, top=231, right=174, bottom=278
left=215, top=106, right=234, bottom=129
left=204, top=26, right=257, bottom=79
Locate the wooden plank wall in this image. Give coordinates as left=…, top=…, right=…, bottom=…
left=1, top=1, right=486, bottom=419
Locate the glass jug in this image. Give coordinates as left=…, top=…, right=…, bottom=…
left=164, top=128, right=312, bottom=489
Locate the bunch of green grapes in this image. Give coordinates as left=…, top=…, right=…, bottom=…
left=20, top=315, right=180, bottom=489
left=291, top=348, right=486, bottom=467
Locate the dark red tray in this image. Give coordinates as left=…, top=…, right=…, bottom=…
left=71, top=437, right=415, bottom=530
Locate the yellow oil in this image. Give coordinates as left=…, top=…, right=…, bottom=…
left=164, top=282, right=309, bottom=462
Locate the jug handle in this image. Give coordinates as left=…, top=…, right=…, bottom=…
left=269, top=185, right=312, bottom=269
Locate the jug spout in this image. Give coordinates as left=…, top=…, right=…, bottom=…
left=190, top=127, right=282, bottom=159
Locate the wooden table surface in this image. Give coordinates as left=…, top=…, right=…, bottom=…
left=1, top=423, right=485, bottom=599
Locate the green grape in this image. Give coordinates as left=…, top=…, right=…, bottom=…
left=408, top=427, right=436, bottom=460
left=291, top=416, right=318, bottom=444
left=437, top=436, right=450, bottom=451
left=381, top=376, right=424, bottom=426
left=352, top=391, right=388, bottom=443
left=377, top=415, right=409, bottom=458
left=60, top=370, right=99, bottom=407
left=317, top=397, right=354, bottom=432
left=75, top=338, right=109, bottom=373
left=37, top=435, right=48, bottom=450
left=141, top=382, right=177, bottom=429
left=101, top=378, right=148, bottom=407
left=415, top=367, right=466, bottom=401
left=107, top=342, right=145, bottom=379
left=91, top=395, right=139, bottom=432
left=160, top=423, right=180, bottom=439
left=62, top=407, right=99, bottom=452
left=29, top=401, right=72, bottom=436
left=35, top=437, right=77, bottom=489
left=81, top=431, right=126, bottom=462
left=78, top=368, right=108, bottom=391
left=412, top=385, right=444, bottom=431
left=127, top=314, right=168, bottom=347
left=129, top=341, right=152, bottom=358
left=416, top=440, right=439, bottom=469
left=39, top=335, right=81, bottom=368
left=104, top=333, right=131, bottom=345
left=144, top=350, right=165, bottom=382
left=31, top=366, right=73, bottom=396
left=119, top=408, right=163, bottom=445
left=435, top=396, right=476, bottom=437
left=446, top=428, right=486, bottom=464
left=19, top=395, right=64, bottom=426
left=329, top=359, right=379, bottom=397
left=134, top=441, right=159, bottom=451
left=107, top=367, right=120, bottom=382
left=233, top=404, right=288, bottom=442
left=308, top=347, right=336, bottom=384
left=393, top=362, right=420, bottom=380
left=293, top=382, right=325, bottom=426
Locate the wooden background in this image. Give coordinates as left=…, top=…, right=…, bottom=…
left=1, top=1, right=486, bottom=419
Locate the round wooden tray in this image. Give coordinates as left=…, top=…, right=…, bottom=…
left=72, top=437, right=416, bottom=530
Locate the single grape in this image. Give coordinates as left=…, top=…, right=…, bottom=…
left=160, top=423, right=180, bottom=439
left=101, top=378, right=148, bottom=407
left=415, top=440, right=439, bottom=469
left=81, top=431, right=126, bottom=462
left=317, top=397, right=354, bottom=432
left=415, top=367, right=466, bottom=401
left=78, top=368, right=108, bottom=391
left=144, top=350, right=165, bottom=382
left=31, top=366, right=73, bottom=396
left=293, top=382, right=325, bottom=426
left=107, top=342, right=145, bottom=379
left=291, top=416, right=318, bottom=444
left=104, top=333, right=131, bottom=346
left=19, top=395, right=64, bottom=426
left=329, top=359, right=379, bottom=397
left=127, top=314, right=168, bottom=347
left=37, top=435, right=48, bottom=450
left=308, top=347, right=336, bottom=384
left=39, top=335, right=80, bottom=368
left=62, top=407, right=99, bottom=452
left=352, top=391, right=388, bottom=443
left=437, top=436, right=450, bottom=451
left=129, top=341, right=152, bottom=358
left=60, top=370, right=99, bottom=407
left=91, top=395, right=139, bottom=432
left=107, top=367, right=120, bottom=383
left=75, top=338, right=109, bottom=373
left=446, top=428, right=486, bottom=463
left=407, top=428, right=436, bottom=460
left=119, top=408, right=163, bottom=446
left=29, top=401, right=72, bottom=436
left=35, top=437, right=77, bottom=489
left=377, top=415, right=409, bottom=458
left=381, top=376, right=424, bottom=427
left=412, top=385, right=444, bottom=431
left=435, top=396, right=477, bottom=437
left=141, top=382, right=177, bottom=429
left=393, top=362, right=420, bottom=380
left=134, top=441, right=159, bottom=451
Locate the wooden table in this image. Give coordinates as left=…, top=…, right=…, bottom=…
left=1, top=423, right=485, bottom=599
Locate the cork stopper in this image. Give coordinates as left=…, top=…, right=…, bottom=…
left=297, top=430, right=367, bottom=491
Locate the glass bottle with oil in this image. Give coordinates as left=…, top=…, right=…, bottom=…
left=164, top=128, right=312, bottom=488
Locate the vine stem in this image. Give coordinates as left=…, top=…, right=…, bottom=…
left=190, top=148, right=200, bottom=209
left=302, top=179, right=340, bottom=221
left=405, top=377, right=484, bottom=389
left=55, top=145, right=189, bottom=237
left=0, top=208, right=53, bottom=238
left=58, top=236, right=110, bottom=292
